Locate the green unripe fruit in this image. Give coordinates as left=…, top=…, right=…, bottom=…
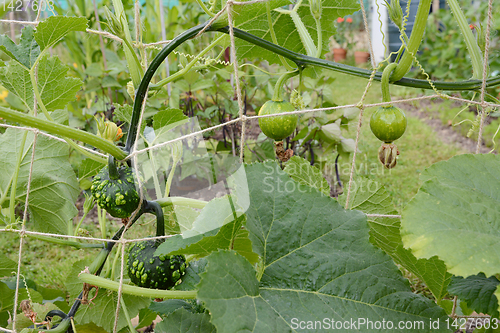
left=91, top=165, right=140, bottom=218
left=258, top=100, right=298, bottom=141
left=127, top=239, right=186, bottom=290
left=369, top=106, right=407, bottom=143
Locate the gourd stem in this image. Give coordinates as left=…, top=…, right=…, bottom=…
left=145, top=200, right=165, bottom=237
left=65, top=205, right=146, bottom=320
left=28, top=318, right=71, bottom=333
left=273, top=70, right=300, bottom=101
left=44, top=310, right=68, bottom=321
left=391, top=0, right=432, bottom=81
left=79, top=273, right=197, bottom=299
left=125, top=23, right=209, bottom=152
left=108, top=155, right=120, bottom=180
left=155, top=197, right=207, bottom=209
left=216, top=26, right=500, bottom=91
left=0, top=106, right=127, bottom=160
left=381, top=63, right=398, bottom=103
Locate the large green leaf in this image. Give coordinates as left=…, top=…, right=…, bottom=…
left=401, top=154, right=500, bottom=277
left=283, top=156, right=330, bottom=196
left=448, top=273, right=499, bottom=318
left=0, top=61, right=33, bottom=110
left=113, top=104, right=133, bottom=124
left=0, top=54, right=82, bottom=111
left=233, top=0, right=359, bottom=64
left=155, top=215, right=258, bottom=264
left=150, top=300, right=196, bottom=317
left=72, top=323, right=108, bottom=333
left=156, top=194, right=258, bottom=264
left=0, top=26, right=40, bottom=68
left=14, top=302, right=61, bottom=331
left=496, top=286, right=500, bottom=318
left=0, top=115, right=79, bottom=234
left=175, top=258, right=207, bottom=292
left=78, top=158, right=105, bottom=180
left=74, top=291, right=149, bottom=333
left=155, top=308, right=216, bottom=333
left=34, top=16, right=88, bottom=51
left=0, top=281, right=43, bottom=328
left=37, top=54, right=83, bottom=111
left=0, top=253, right=17, bottom=278
left=153, top=108, right=189, bottom=132
left=339, top=178, right=451, bottom=302
left=196, top=162, right=450, bottom=332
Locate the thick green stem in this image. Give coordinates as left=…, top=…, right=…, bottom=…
left=217, top=26, right=500, bottom=90
left=78, top=273, right=197, bottom=299
left=144, top=200, right=164, bottom=237
left=155, top=197, right=207, bottom=209
left=29, top=318, right=71, bottom=333
left=0, top=106, right=128, bottom=160
left=88, top=207, right=145, bottom=275
left=125, top=23, right=209, bottom=152
left=88, top=242, right=113, bottom=275
left=62, top=209, right=144, bottom=328
left=126, top=18, right=499, bottom=156
left=447, top=0, right=484, bottom=79
left=391, top=0, right=432, bottom=81
left=273, top=70, right=300, bottom=101
left=108, top=155, right=120, bottom=180
left=381, top=63, right=398, bottom=103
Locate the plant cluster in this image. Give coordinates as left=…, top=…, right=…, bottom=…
left=0, top=0, right=499, bottom=332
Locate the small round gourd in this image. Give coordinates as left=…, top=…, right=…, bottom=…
left=258, top=100, right=298, bottom=141
left=91, top=165, right=140, bottom=218
left=127, top=239, right=186, bottom=290
left=369, top=106, right=407, bottom=143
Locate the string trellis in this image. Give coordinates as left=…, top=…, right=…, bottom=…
left=0, top=0, right=499, bottom=332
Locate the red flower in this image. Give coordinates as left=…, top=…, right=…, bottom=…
left=470, top=24, right=475, bottom=29
left=337, top=17, right=345, bottom=23
left=346, top=17, right=353, bottom=23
